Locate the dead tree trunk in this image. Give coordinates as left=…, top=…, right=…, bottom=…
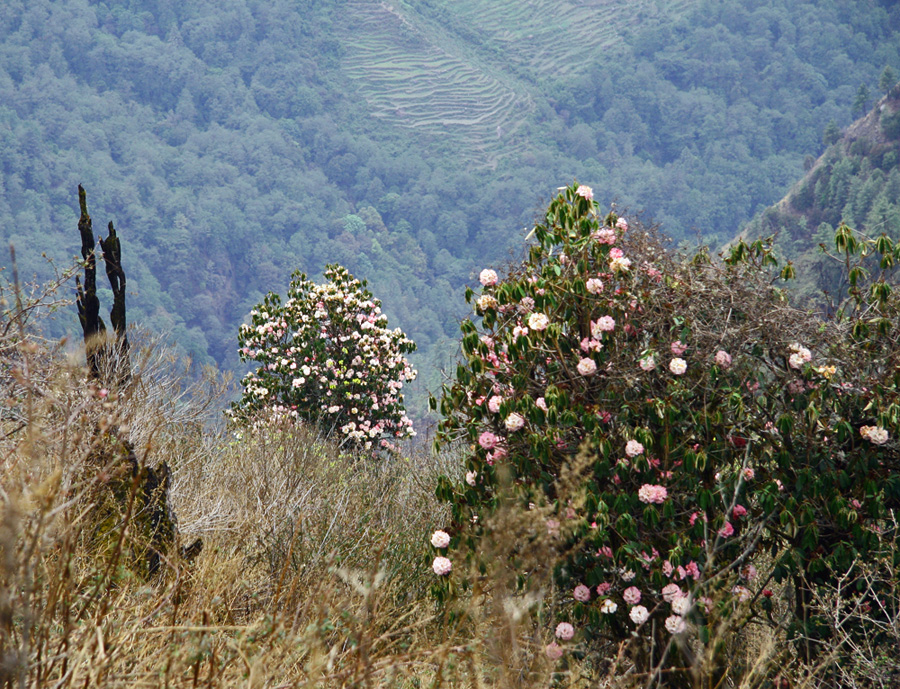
left=75, top=184, right=105, bottom=377
left=75, top=185, right=199, bottom=578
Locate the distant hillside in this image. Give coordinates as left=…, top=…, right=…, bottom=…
left=738, top=82, right=900, bottom=302
left=1, top=0, right=898, bottom=419
left=341, top=0, right=692, bottom=166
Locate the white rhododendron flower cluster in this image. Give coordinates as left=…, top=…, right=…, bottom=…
left=788, top=342, right=812, bottom=369
left=233, top=264, right=416, bottom=452
left=860, top=425, right=889, bottom=445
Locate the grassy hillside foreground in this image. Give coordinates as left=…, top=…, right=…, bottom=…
left=4, top=233, right=900, bottom=688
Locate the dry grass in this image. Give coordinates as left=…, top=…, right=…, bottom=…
left=0, top=283, right=898, bottom=688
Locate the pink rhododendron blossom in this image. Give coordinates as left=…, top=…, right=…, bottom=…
left=743, top=467, right=755, bottom=481
left=586, top=278, right=604, bottom=294
left=505, top=412, right=525, bottom=432
left=638, top=484, right=668, bottom=504
left=488, top=395, right=503, bottom=413
left=669, top=358, right=687, bottom=375
left=546, top=519, right=560, bottom=537
left=715, top=350, right=732, bottom=368
left=629, top=605, right=649, bottom=624
left=592, top=228, right=616, bottom=244
left=592, top=316, right=616, bottom=335
left=575, top=185, right=593, bottom=200
left=465, top=471, right=477, bottom=486
left=555, top=622, right=575, bottom=641
left=741, top=564, right=758, bottom=580
left=432, top=556, right=452, bottom=576
left=623, top=587, right=641, bottom=605
left=577, top=358, right=597, bottom=376
left=620, top=569, right=636, bottom=582
left=685, top=561, right=701, bottom=580
left=665, top=615, right=686, bottom=634
left=625, top=439, right=644, bottom=457
left=733, top=585, right=752, bottom=602
left=610, top=248, right=624, bottom=259
left=718, top=521, right=735, bottom=538
left=616, top=217, right=628, bottom=231
left=545, top=642, right=564, bottom=660
left=671, top=596, right=690, bottom=616
left=598, top=546, right=613, bottom=558
left=431, top=530, right=450, bottom=548
left=573, top=584, right=591, bottom=602
left=479, top=269, right=498, bottom=286
left=528, top=312, right=549, bottom=330
left=596, top=582, right=612, bottom=595
left=670, top=341, right=688, bottom=355
left=536, top=397, right=548, bottom=411
left=662, top=561, right=674, bottom=577
left=662, top=584, right=684, bottom=603
left=733, top=504, right=747, bottom=518
left=478, top=431, right=498, bottom=449
left=639, top=355, right=657, bottom=371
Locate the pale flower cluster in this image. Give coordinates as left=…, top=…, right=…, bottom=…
left=432, top=556, right=452, bottom=576
left=669, top=358, right=687, bottom=375
left=788, top=343, right=812, bottom=369
left=577, top=357, right=597, bottom=376
left=430, top=530, right=450, bottom=548
left=575, top=184, right=593, bottom=200
left=555, top=622, right=575, bottom=640
left=638, top=484, right=668, bottom=504
left=479, top=268, right=498, bottom=286
left=860, top=425, right=889, bottom=444
left=528, top=312, right=550, bottom=331
left=639, top=354, right=657, bottom=371
left=625, top=439, right=644, bottom=457
left=505, top=413, right=525, bottom=432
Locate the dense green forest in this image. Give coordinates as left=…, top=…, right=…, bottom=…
left=1, top=0, right=898, bottom=417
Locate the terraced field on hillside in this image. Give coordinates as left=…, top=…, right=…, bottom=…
left=342, top=0, right=533, bottom=167
left=341, top=0, right=695, bottom=167
left=427, top=0, right=695, bottom=81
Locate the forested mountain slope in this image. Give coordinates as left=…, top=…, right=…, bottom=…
left=1, top=0, right=898, bottom=416
left=739, top=79, right=900, bottom=304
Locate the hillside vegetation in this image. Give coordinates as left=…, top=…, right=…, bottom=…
left=740, top=80, right=900, bottom=305
left=1, top=0, right=898, bottom=417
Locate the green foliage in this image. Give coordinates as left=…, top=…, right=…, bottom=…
left=232, top=264, right=417, bottom=453
left=432, top=184, right=900, bottom=677
left=823, top=120, right=842, bottom=146
left=879, top=65, right=897, bottom=95
left=853, top=84, right=871, bottom=117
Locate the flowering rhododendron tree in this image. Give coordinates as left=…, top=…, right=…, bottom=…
left=430, top=184, right=900, bottom=684
left=233, top=264, right=416, bottom=452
